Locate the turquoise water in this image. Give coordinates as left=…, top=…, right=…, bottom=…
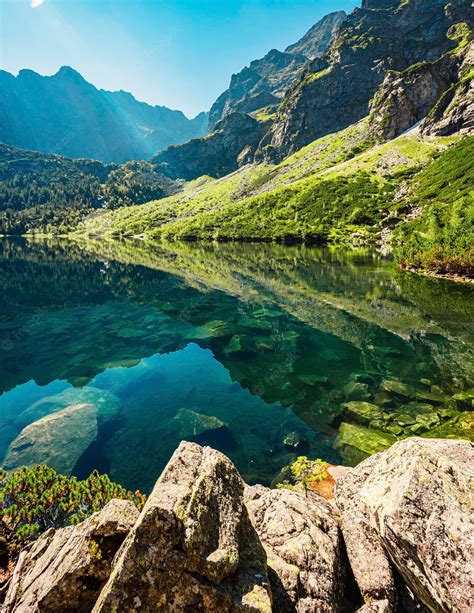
left=0, top=238, right=472, bottom=492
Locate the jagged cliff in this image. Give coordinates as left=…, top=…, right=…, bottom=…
left=2, top=438, right=473, bottom=611
left=260, top=0, right=473, bottom=161
left=208, top=11, right=346, bottom=129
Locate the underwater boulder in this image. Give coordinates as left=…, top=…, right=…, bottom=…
left=334, top=423, right=397, bottom=466
left=172, top=408, right=236, bottom=451
left=4, top=403, right=98, bottom=475
left=342, top=402, right=385, bottom=426
left=15, top=387, right=120, bottom=429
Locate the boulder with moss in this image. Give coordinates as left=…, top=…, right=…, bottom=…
left=93, top=442, right=272, bottom=612
left=335, top=437, right=474, bottom=612
left=3, top=499, right=139, bottom=612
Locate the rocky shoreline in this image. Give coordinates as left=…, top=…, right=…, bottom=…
left=2, top=437, right=472, bottom=612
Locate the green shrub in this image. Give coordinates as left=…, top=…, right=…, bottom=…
left=393, top=137, right=474, bottom=275
left=0, top=465, right=146, bottom=552
left=277, top=456, right=329, bottom=495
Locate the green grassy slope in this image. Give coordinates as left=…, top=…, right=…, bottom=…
left=80, top=122, right=454, bottom=245
left=393, top=136, right=474, bottom=275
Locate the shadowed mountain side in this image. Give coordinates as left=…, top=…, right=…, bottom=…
left=0, top=67, right=208, bottom=163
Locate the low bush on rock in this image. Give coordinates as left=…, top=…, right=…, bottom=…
left=277, top=455, right=329, bottom=494
left=0, top=465, right=146, bottom=554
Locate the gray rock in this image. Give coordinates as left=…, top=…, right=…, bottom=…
left=3, top=499, right=138, bottom=612
left=3, top=403, right=98, bottom=475
left=244, top=484, right=344, bottom=612
left=94, top=442, right=271, bottom=612
left=335, top=438, right=474, bottom=612
left=334, top=455, right=396, bottom=607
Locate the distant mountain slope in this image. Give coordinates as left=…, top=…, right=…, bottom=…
left=0, top=67, right=208, bottom=163
left=208, top=11, right=346, bottom=129
left=0, top=143, right=180, bottom=234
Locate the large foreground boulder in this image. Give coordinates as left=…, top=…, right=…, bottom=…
left=335, top=438, right=474, bottom=612
left=94, top=442, right=272, bottom=612
left=3, top=499, right=139, bottom=612
left=244, top=485, right=345, bottom=612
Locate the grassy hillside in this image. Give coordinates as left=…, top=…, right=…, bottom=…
left=393, top=136, right=474, bottom=275
left=80, top=123, right=461, bottom=253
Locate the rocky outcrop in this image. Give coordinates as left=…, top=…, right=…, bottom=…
left=244, top=484, right=345, bottom=612
left=421, top=40, right=474, bottom=136
left=259, top=0, right=473, bottom=161
left=4, top=438, right=473, bottom=611
left=335, top=437, right=474, bottom=612
left=152, top=113, right=269, bottom=180
left=94, top=442, right=272, bottom=611
left=208, top=50, right=307, bottom=130
left=209, top=12, right=346, bottom=129
left=369, top=36, right=473, bottom=142
left=3, top=499, right=139, bottom=612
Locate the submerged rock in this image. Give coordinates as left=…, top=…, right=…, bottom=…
left=3, top=499, right=138, bottom=612
left=94, top=442, right=272, bottom=612
left=172, top=408, right=226, bottom=438
left=4, top=403, right=98, bottom=475
left=282, top=431, right=308, bottom=451
left=421, top=411, right=474, bottom=441
left=335, top=438, right=474, bottom=612
left=342, top=401, right=384, bottom=426
left=15, top=387, right=121, bottom=429
left=171, top=408, right=235, bottom=450
left=244, top=484, right=345, bottom=612
left=334, top=422, right=397, bottom=466
left=343, top=381, right=370, bottom=401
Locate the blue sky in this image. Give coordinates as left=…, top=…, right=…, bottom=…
left=1, top=0, right=359, bottom=117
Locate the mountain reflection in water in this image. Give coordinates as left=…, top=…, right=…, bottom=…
left=0, top=238, right=472, bottom=492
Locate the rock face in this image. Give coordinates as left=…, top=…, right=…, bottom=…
left=152, top=113, right=269, bottom=180
left=260, top=0, right=473, bottom=160
left=369, top=38, right=473, bottom=142
left=94, top=442, right=272, bottom=611
left=244, top=484, right=344, bottom=612
left=421, top=40, right=474, bottom=137
left=285, top=11, right=346, bottom=60
left=209, top=12, right=346, bottom=129
left=3, top=499, right=139, bottom=612
left=335, top=437, right=474, bottom=612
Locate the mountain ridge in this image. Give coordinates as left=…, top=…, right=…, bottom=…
left=0, top=67, right=208, bottom=164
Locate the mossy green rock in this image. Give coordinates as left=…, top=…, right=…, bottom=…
left=421, top=412, right=474, bottom=441
left=343, top=401, right=384, bottom=426
left=172, top=408, right=227, bottom=439
left=334, top=422, right=397, bottom=466
left=452, top=390, right=474, bottom=411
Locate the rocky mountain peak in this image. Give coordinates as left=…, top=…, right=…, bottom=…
left=258, top=0, right=473, bottom=161
left=208, top=10, right=346, bottom=129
